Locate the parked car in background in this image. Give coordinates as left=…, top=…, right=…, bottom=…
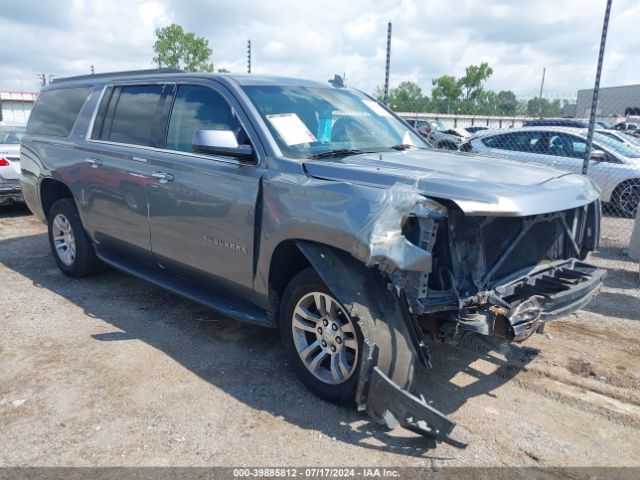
left=20, top=70, right=605, bottom=445
left=523, top=118, right=589, bottom=128
left=430, top=127, right=469, bottom=150
left=612, top=122, right=638, bottom=132
left=596, top=129, right=640, bottom=151
left=0, top=125, right=26, bottom=206
left=464, top=126, right=489, bottom=135
left=596, top=120, right=614, bottom=129
left=404, top=119, right=465, bottom=150
left=464, top=126, right=640, bottom=217
left=404, top=118, right=440, bottom=135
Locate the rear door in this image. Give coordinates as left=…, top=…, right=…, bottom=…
left=479, top=131, right=557, bottom=167
left=146, top=82, right=264, bottom=299
left=547, top=133, right=588, bottom=173
left=82, top=84, right=166, bottom=258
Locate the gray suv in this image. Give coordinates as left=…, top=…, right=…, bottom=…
left=21, top=70, right=605, bottom=446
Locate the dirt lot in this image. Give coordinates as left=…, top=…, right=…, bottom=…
left=1, top=204, right=639, bottom=467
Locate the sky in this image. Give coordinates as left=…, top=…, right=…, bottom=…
left=1, top=0, right=639, bottom=98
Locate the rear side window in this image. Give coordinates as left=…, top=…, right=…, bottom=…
left=99, top=85, right=163, bottom=146
left=482, top=132, right=549, bottom=153
left=481, top=134, right=509, bottom=149
left=26, top=87, right=91, bottom=137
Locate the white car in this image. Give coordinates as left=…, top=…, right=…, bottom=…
left=0, top=125, right=25, bottom=206
left=596, top=129, right=640, bottom=151
left=464, top=126, right=640, bottom=217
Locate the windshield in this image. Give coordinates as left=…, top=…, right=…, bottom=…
left=0, top=127, right=25, bottom=144
left=621, top=132, right=640, bottom=148
left=431, top=120, right=446, bottom=132
left=242, top=85, right=427, bottom=158
left=593, top=132, right=640, bottom=158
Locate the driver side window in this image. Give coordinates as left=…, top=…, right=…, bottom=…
left=166, top=85, right=245, bottom=153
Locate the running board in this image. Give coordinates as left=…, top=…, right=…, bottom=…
left=96, top=249, right=271, bottom=327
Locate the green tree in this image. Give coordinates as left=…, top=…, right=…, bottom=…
left=495, top=90, right=518, bottom=116
left=153, top=24, right=214, bottom=72
left=459, top=62, right=494, bottom=101
left=431, top=74, right=462, bottom=113
left=526, top=97, right=564, bottom=117
left=375, top=81, right=430, bottom=112
left=471, top=89, right=498, bottom=115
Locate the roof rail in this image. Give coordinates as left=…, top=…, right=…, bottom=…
left=50, top=68, right=185, bottom=84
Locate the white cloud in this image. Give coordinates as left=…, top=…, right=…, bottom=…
left=0, top=0, right=638, bottom=99
left=138, top=1, right=170, bottom=28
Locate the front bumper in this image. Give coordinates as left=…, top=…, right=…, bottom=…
left=459, top=260, right=606, bottom=342
left=507, top=262, right=605, bottom=340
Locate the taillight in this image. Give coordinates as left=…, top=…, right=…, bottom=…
left=0, top=157, right=10, bottom=166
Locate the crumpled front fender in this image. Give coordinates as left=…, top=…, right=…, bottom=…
left=296, top=240, right=465, bottom=448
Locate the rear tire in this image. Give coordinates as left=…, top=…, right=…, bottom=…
left=47, top=198, right=101, bottom=277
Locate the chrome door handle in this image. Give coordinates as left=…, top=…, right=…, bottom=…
left=85, top=158, right=103, bottom=168
left=152, top=171, right=174, bottom=183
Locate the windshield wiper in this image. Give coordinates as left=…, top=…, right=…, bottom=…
left=389, top=144, right=424, bottom=151
left=308, top=149, right=364, bottom=159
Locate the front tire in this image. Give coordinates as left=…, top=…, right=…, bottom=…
left=612, top=179, right=640, bottom=218
left=47, top=198, right=101, bottom=277
left=280, top=268, right=363, bottom=405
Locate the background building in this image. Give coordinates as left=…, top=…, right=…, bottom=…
left=576, top=84, right=640, bottom=118
left=0, top=91, right=38, bottom=125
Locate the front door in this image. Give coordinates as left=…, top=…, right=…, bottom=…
left=147, top=83, right=263, bottom=299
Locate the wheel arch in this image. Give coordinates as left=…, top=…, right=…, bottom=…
left=268, top=239, right=357, bottom=325
left=40, top=178, right=75, bottom=219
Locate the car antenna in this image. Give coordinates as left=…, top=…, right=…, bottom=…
left=328, top=74, right=345, bottom=88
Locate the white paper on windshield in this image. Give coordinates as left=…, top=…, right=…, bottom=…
left=363, top=100, right=391, bottom=117
left=266, top=113, right=316, bottom=145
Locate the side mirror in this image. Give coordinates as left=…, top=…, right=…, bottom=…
left=590, top=150, right=606, bottom=161
left=192, top=130, right=254, bottom=162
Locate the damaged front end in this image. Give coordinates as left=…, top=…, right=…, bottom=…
left=296, top=184, right=604, bottom=448
left=297, top=241, right=465, bottom=448
left=410, top=201, right=605, bottom=344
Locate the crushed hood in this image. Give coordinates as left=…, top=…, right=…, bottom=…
left=303, top=150, right=600, bottom=216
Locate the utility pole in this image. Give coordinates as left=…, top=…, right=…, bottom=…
left=583, top=0, right=612, bottom=176
left=537, top=67, right=546, bottom=117
left=91, top=65, right=95, bottom=75
left=383, top=21, right=392, bottom=105
left=247, top=40, right=251, bottom=74
left=36, top=73, right=46, bottom=87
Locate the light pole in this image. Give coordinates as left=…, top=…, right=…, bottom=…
left=583, top=0, right=613, bottom=176
left=383, top=22, right=392, bottom=105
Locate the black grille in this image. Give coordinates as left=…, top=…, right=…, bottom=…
left=443, top=203, right=597, bottom=295
left=480, top=207, right=586, bottom=284
left=491, top=218, right=564, bottom=279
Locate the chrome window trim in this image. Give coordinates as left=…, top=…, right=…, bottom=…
left=85, top=138, right=245, bottom=167
left=85, top=85, right=108, bottom=140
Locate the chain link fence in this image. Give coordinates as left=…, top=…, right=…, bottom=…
left=390, top=95, right=640, bottom=252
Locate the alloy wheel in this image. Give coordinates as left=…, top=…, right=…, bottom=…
left=52, top=213, right=76, bottom=266
left=291, top=292, right=359, bottom=385
left=618, top=184, right=640, bottom=218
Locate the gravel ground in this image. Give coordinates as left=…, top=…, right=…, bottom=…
left=1, top=204, right=639, bottom=467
